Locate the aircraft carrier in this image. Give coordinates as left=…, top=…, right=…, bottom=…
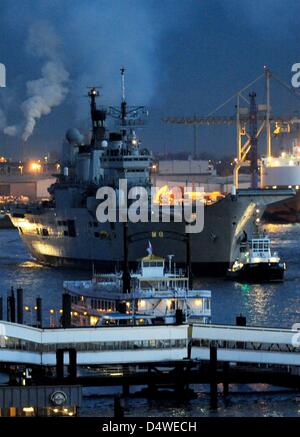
left=7, top=70, right=295, bottom=275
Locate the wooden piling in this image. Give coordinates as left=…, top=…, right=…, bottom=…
left=7, top=287, right=15, bottom=323
left=147, top=366, right=156, bottom=395
left=16, top=288, right=23, bottom=325
left=223, top=361, right=229, bottom=397
left=122, top=383, right=130, bottom=396
left=36, top=297, right=42, bottom=328
left=114, top=394, right=124, bottom=418
left=56, top=349, right=64, bottom=380
left=122, top=222, right=131, bottom=294
left=185, top=231, right=193, bottom=289
left=62, top=293, right=72, bottom=328
left=11, top=287, right=16, bottom=323
left=6, top=295, right=10, bottom=321
left=0, top=296, right=3, bottom=321
left=175, top=362, right=185, bottom=395
left=209, top=343, right=218, bottom=409
left=236, top=314, right=246, bottom=326
left=69, top=348, right=77, bottom=380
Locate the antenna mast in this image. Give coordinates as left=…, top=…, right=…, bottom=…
left=120, top=67, right=127, bottom=130
left=107, top=69, right=148, bottom=133
left=265, top=66, right=272, bottom=158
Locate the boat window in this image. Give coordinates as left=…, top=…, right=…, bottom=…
left=67, top=220, right=76, bottom=237
left=204, top=299, right=211, bottom=310
left=169, top=300, right=175, bottom=310
left=42, top=228, right=49, bottom=237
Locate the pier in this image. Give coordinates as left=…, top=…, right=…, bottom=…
left=1, top=320, right=300, bottom=406
left=1, top=321, right=300, bottom=366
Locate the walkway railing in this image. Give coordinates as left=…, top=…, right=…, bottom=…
left=0, top=321, right=299, bottom=366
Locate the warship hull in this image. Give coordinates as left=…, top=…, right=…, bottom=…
left=8, top=189, right=294, bottom=276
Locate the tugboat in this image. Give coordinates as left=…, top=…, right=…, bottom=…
left=63, top=243, right=211, bottom=327
left=227, top=234, right=286, bottom=282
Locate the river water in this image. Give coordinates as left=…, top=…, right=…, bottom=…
left=1, top=224, right=300, bottom=416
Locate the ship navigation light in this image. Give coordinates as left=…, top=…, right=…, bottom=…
left=88, top=87, right=99, bottom=97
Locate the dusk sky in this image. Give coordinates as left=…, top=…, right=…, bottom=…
left=0, top=0, right=300, bottom=159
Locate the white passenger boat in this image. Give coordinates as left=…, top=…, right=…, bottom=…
left=63, top=244, right=211, bottom=327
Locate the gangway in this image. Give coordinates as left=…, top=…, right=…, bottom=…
left=0, top=321, right=300, bottom=367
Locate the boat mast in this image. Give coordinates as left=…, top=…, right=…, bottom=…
left=120, top=67, right=127, bottom=137
left=107, top=68, right=148, bottom=137
left=88, top=87, right=106, bottom=146
left=249, top=92, right=258, bottom=189
left=88, top=87, right=99, bottom=145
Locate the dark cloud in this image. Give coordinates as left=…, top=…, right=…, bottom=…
left=0, top=0, right=299, bottom=159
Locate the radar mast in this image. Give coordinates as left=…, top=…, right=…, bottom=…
left=107, top=68, right=148, bottom=138
left=88, top=87, right=106, bottom=146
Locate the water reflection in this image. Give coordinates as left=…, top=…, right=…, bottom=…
left=18, top=261, right=44, bottom=269
left=0, top=225, right=300, bottom=329
left=1, top=226, right=300, bottom=416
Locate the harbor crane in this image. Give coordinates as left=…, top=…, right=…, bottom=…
left=163, top=67, right=300, bottom=188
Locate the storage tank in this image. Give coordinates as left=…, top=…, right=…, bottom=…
left=62, top=128, right=83, bottom=167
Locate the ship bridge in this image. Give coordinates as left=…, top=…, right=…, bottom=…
left=1, top=321, right=300, bottom=367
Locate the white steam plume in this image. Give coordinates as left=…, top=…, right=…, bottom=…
left=4, top=125, right=18, bottom=136
left=20, top=22, right=69, bottom=141
left=22, top=61, right=69, bottom=141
